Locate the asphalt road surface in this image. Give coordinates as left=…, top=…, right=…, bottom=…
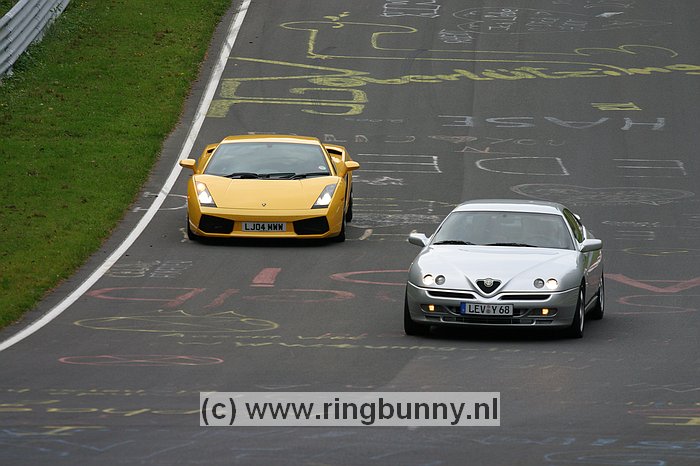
left=2, top=1, right=699, bottom=464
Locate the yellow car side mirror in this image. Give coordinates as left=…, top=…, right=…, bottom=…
left=179, top=159, right=196, bottom=171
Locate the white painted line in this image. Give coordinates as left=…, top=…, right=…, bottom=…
left=357, top=154, right=435, bottom=159
left=355, top=154, right=442, bottom=174
left=432, top=156, right=442, bottom=173
left=362, top=170, right=439, bottom=174
left=0, top=0, right=252, bottom=353
left=359, top=229, right=373, bottom=241
left=597, top=12, right=624, bottom=18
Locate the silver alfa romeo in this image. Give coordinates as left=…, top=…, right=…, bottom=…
left=405, top=200, right=604, bottom=338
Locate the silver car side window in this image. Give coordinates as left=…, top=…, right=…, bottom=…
left=563, top=209, right=584, bottom=243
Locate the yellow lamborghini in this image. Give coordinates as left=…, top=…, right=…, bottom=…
left=179, top=135, right=359, bottom=242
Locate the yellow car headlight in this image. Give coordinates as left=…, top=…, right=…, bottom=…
left=195, top=181, right=216, bottom=207
left=312, top=184, right=337, bottom=208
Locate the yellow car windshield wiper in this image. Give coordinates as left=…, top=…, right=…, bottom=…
left=224, top=172, right=297, bottom=179
left=262, top=172, right=296, bottom=179
left=225, top=172, right=261, bottom=179
left=290, top=172, right=330, bottom=179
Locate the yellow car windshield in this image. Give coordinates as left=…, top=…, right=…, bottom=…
left=204, top=142, right=331, bottom=179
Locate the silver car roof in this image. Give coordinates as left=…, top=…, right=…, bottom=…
left=453, top=199, right=567, bottom=215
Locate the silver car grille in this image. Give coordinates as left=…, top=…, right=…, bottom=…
left=499, top=294, right=551, bottom=301
left=426, top=290, right=476, bottom=300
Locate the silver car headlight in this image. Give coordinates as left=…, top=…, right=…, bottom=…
left=312, top=184, right=337, bottom=208
left=422, top=274, right=445, bottom=286
left=534, top=278, right=558, bottom=290
left=545, top=278, right=559, bottom=290
left=195, top=181, right=216, bottom=207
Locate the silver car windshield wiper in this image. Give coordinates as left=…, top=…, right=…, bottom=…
left=484, top=242, right=537, bottom=247
left=290, top=172, right=330, bottom=179
left=433, top=240, right=474, bottom=245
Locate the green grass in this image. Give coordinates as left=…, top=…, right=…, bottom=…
left=0, top=0, right=232, bottom=328
left=0, top=1, right=17, bottom=17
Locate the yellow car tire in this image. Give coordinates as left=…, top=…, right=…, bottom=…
left=186, top=216, right=200, bottom=242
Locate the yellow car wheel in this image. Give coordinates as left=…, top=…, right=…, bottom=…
left=332, top=212, right=346, bottom=243
left=346, top=193, right=354, bottom=223
left=186, top=216, right=199, bottom=242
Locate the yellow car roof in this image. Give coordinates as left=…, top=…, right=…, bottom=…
left=219, top=134, right=321, bottom=145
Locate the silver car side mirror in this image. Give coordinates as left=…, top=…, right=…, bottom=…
left=408, top=232, right=430, bottom=247
left=580, top=238, right=602, bottom=253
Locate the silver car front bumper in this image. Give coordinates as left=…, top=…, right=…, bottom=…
left=406, top=281, right=580, bottom=328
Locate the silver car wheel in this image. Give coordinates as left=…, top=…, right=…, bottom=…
left=404, top=292, right=430, bottom=337
left=568, top=287, right=585, bottom=339
left=590, top=278, right=605, bottom=320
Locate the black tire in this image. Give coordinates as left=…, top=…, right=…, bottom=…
left=186, top=216, right=199, bottom=242
left=567, top=286, right=585, bottom=339
left=404, top=293, right=430, bottom=336
left=346, top=194, right=353, bottom=223
left=332, top=213, right=346, bottom=242
left=589, top=277, right=605, bottom=320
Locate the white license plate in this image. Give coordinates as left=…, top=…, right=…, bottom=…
left=460, top=303, right=513, bottom=316
left=242, top=222, right=287, bottom=232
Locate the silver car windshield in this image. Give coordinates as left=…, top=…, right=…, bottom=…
left=432, top=211, right=575, bottom=250
left=204, top=142, right=331, bottom=179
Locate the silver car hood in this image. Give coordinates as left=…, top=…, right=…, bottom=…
left=409, top=245, right=582, bottom=293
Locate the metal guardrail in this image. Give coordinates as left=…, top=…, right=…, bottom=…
left=0, top=0, right=71, bottom=78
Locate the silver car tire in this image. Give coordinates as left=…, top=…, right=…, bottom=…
left=589, top=277, right=605, bottom=320
left=404, top=293, right=430, bottom=337
left=567, top=286, right=585, bottom=339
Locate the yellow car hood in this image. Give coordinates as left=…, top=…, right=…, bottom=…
left=195, top=175, right=338, bottom=210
